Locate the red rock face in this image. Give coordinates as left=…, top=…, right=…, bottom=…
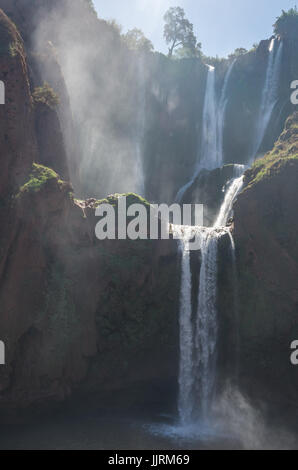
left=0, top=180, right=179, bottom=411
left=34, top=102, right=70, bottom=181
left=0, top=9, right=179, bottom=414
left=231, top=114, right=298, bottom=408
left=0, top=10, right=37, bottom=198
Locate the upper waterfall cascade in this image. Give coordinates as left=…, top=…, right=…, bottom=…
left=135, top=56, right=146, bottom=196
left=200, top=61, right=236, bottom=171
left=252, top=37, right=283, bottom=159
left=176, top=61, right=236, bottom=202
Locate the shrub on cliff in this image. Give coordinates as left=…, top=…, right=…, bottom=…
left=18, top=163, right=59, bottom=195
left=32, top=82, right=60, bottom=108
left=122, top=28, right=154, bottom=54
left=84, top=0, right=96, bottom=15
left=244, top=112, right=298, bottom=189
left=274, top=7, right=298, bottom=41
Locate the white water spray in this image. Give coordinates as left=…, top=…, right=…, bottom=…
left=176, top=164, right=245, bottom=426
left=176, top=61, right=235, bottom=202
left=135, top=56, right=146, bottom=195
left=214, top=168, right=245, bottom=227
left=217, top=60, right=236, bottom=168
left=252, top=38, right=283, bottom=158
left=173, top=226, right=200, bottom=423
left=199, top=66, right=217, bottom=171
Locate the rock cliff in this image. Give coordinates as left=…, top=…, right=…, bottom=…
left=219, top=112, right=298, bottom=409
left=0, top=9, right=179, bottom=416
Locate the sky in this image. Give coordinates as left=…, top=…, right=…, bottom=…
left=93, top=0, right=296, bottom=57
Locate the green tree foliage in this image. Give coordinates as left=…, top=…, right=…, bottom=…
left=174, top=45, right=202, bottom=59
left=201, top=54, right=225, bottom=67
left=163, top=7, right=201, bottom=58
left=83, top=0, right=97, bottom=15
left=107, top=19, right=123, bottom=35
left=228, top=47, right=248, bottom=60
left=122, top=28, right=154, bottom=54
left=32, top=82, right=60, bottom=108
left=274, top=7, right=298, bottom=40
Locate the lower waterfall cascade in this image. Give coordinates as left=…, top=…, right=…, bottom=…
left=174, top=164, right=245, bottom=428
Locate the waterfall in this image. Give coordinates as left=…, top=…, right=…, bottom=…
left=194, top=227, right=224, bottom=421
left=174, top=226, right=198, bottom=424
left=176, top=165, right=245, bottom=426
left=135, top=56, right=146, bottom=195
left=252, top=38, right=283, bottom=159
left=175, top=61, right=235, bottom=202
left=227, top=230, right=241, bottom=381
left=214, top=169, right=244, bottom=227
left=199, top=66, right=217, bottom=171
left=217, top=60, right=236, bottom=168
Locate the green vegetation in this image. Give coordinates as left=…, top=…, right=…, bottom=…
left=244, top=113, right=298, bottom=189
left=163, top=7, right=201, bottom=58
left=9, top=42, right=19, bottom=57
left=201, top=54, right=225, bottom=66
left=83, top=0, right=97, bottom=15
left=174, top=45, right=201, bottom=59
left=251, top=43, right=259, bottom=51
left=228, top=47, right=248, bottom=60
left=122, top=28, right=154, bottom=54
left=18, top=164, right=59, bottom=195
left=32, top=82, right=60, bottom=108
left=95, top=193, right=151, bottom=209
left=0, top=12, right=22, bottom=57
left=106, top=19, right=122, bottom=35
left=274, top=7, right=298, bottom=40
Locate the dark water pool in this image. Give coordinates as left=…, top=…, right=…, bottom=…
left=0, top=409, right=243, bottom=450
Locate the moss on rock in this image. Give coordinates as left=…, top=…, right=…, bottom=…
left=244, top=112, right=298, bottom=189
left=18, top=163, right=61, bottom=195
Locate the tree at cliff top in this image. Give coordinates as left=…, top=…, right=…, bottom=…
left=274, top=7, right=298, bottom=41
left=163, top=6, right=201, bottom=58
left=228, top=47, right=248, bottom=60
left=122, top=28, right=154, bottom=54
left=83, top=0, right=97, bottom=15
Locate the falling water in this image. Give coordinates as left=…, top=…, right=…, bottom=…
left=214, top=169, right=245, bottom=227
left=252, top=38, right=283, bottom=158
left=194, top=227, right=225, bottom=421
left=227, top=230, right=241, bottom=381
left=173, top=226, right=200, bottom=424
left=135, top=56, right=146, bottom=195
left=176, top=165, right=245, bottom=426
left=176, top=62, right=235, bottom=202
left=199, top=66, right=217, bottom=171
left=217, top=60, right=236, bottom=168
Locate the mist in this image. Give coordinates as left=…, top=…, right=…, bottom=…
left=212, top=385, right=296, bottom=450
left=33, top=0, right=148, bottom=199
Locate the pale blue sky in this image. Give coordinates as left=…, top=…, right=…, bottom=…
left=93, top=0, right=296, bottom=57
